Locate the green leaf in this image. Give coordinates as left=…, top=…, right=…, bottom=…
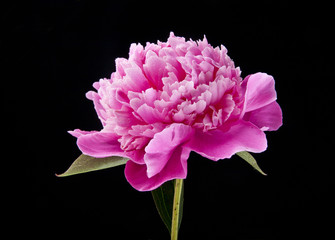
left=56, top=154, right=129, bottom=177
left=236, top=151, right=267, bottom=176
left=151, top=180, right=174, bottom=233
left=151, top=179, right=184, bottom=234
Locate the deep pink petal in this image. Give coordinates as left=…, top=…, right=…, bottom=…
left=242, top=72, right=277, bottom=113
left=125, top=146, right=190, bottom=191
left=243, top=101, right=283, bottom=131
left=144, top=123, right=194, bottom=178
left=125, top=149, right=145, bottom=164
left=185, top=120, right=267, bottom=161
left=76, top=131, right=126, bottom=158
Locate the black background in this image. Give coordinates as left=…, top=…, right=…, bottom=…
left=4, top=1, right=333, bottom=239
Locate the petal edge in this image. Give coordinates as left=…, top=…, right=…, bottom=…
left=76, top=131, right=126, bottom=158
left=243, top=101, right=283, bottom=131
left=185, top=120, right=267, bottom=161
left=144, top=123, right=194, bottom=178
left=242, top=73, right=277, bottom=113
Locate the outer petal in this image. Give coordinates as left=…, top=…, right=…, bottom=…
left=125, top=146, right=191, bottom=191
left=242, top=72, right=277, bottom=113
left=68, top=129, right=98, bottom=138
left=76, top=131, right=127, bottom=158
left=243, top=101, right=283, bottom=131
left=144, top=123, right=194, bottom=178
left=125, top=149, right=145, bottom=165
left=185, top=120, right=267, bottom=161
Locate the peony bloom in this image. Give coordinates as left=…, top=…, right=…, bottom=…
left=69, top=32, right=282, bottom=191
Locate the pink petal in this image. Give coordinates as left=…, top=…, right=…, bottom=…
left=125, top=146, right=191, bottom=191
left=68, top=129, right=98, bottom=138
left=76, top=131, right=126, bottom=158
left=86, top=90, right=107, bottom=125
left=185, top=120, right=267, bottom=161
left=123, top=65, right=150, bottom=92
left=243, top=101, right=283, bottom=131
left=136, top=104, right=165, bottom=124
left=143, top=51, right=166, bottom=90
left=114, top=107, right=141, bottom=127
left=125, top=149, right=145, bottom=164
left=242, top=73, right=277, bottom=113
left=144, top=123, right=194, bottom=178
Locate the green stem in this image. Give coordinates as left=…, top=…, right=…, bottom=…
left=171, top=179, right=183, bottom=240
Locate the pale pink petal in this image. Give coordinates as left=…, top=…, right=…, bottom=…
left=172, top=109, right=186, bottom=122
left=125, top=146, right=191, bottom=191
left=242, top=72, right=277, bottom=113
left=114, top=107, right=141, bottom=127
left=123, top=65, right=150, bottom=92
left=144, top=123, right=194, bottom=178
left=85, top=90, right=107, bottom=125
left=185, top=120, right=267, bottom=161
left=195, top=100, right=207, bottom=113
left=68, top=129, right=98, bottom=138
left=129, top=43, right=144, bottom=66
left=136, top=104, right=165, bottom=124
left=76, top=131, right=127, bottom=158
left=243, top=101, right=283, bottom=131
left=143, top=51, right=166, bottom=90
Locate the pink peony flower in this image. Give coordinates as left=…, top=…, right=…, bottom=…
left=69, top=32, right=282, bottom=191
